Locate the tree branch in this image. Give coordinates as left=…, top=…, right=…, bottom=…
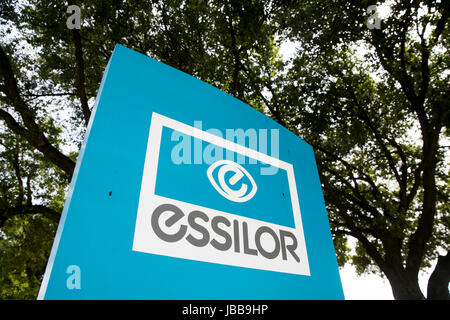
left=398, top=4, right=419, bottom=107
left=72, top=28, right=91, bottom=126
left=241, top=64, right=288, bottom=127
left=342, top=77, right=404, bottom=193
left=224, top=2, right=242, bottom=99
left=309, top=137, right=383, bottom=203
left=321, top=163, right=382, bottom=219
left=429, top=2, right=450, bottom=48
left=406, top=162, right=423, bottom=207
left=322, top=174, right=390, bottom=272
left=0, top=203, right=61, bottom=227
left=11, top=144, right=24, bottom=205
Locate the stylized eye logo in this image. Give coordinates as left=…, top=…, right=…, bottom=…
left=207, top=160, right=257, bottom=203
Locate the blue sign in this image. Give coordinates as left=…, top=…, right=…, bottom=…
left=38, top=44, right=344, bottom=299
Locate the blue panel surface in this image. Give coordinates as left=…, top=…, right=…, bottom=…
left=38, top=44, right=344, bottom=300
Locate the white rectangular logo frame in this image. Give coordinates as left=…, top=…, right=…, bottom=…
left=132, top=112, right=310, bottom=276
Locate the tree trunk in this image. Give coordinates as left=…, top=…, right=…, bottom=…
left=385, top=269, right=425, bottom=300
left=427, top=251, right=450, bottom=300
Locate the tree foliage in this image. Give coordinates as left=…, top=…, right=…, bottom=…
left=275, top=0, right=449, bottom=299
